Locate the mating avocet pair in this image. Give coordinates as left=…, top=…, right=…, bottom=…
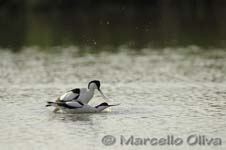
left=46, top=80, right=119, bottom=113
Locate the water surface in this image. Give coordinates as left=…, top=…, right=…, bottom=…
left=0, top=47, right=226, bottom=150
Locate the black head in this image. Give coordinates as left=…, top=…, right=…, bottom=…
left=95, top=102, right=109, bottom=108
left=88, top=80, right=100, bottom=90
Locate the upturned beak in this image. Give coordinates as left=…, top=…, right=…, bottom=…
left=98, top=89, right=108, bottom=100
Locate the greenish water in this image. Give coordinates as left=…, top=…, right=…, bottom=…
left=1, top=10, right=226, bottom=51
left=0, top=47, right=226, bottom=150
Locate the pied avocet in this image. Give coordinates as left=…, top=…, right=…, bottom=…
left=46, top=101, right=119, bottom=113
left=56, top=80, right=108, bottom=104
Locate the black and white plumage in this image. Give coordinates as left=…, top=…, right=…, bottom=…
left=46, top=101, right=119, bottom=113
left=59, top=88, right=80, bottom=102
left=57, top=80, right=108, bottom=104
left=46, top=101, right=84, bottom=109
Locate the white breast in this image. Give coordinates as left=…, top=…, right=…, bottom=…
left=63, top=105, right=97, bottom=113
left=77, top=88, right=94, bottom=104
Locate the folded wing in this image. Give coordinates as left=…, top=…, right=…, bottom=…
left=60, top=88, right=80, bottom=102
left=57, top=101, right=83, bottom=109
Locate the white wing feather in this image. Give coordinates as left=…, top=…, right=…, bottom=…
left=65, top=101, right=83, bottom=108
left=60, top=91, right=79, bottom=101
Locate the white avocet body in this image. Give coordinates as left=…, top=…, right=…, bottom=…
left=57, top=80, right=108, bottom=104
left=46, top=101, right=119, bottom=113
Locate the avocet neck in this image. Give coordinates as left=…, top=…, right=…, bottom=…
left=95, top=106, right=108, bottom=112
left=77, top=88, right=94, bottom=104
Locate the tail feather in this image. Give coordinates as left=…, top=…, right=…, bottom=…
left=46, top=101, right=54, bottom=107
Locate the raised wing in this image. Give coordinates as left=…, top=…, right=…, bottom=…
left=60, top=88, right=80, bottom=101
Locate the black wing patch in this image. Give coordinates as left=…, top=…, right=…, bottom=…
left=71, top=88, right=80, bottom=100
left=71, top=88, right=80, bottom=94
left=56, top=102, right=80, bottom=109
left=77, top=101, right=84, bottom=106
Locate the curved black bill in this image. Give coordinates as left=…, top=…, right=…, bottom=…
left=98, top=89, right=108, bottom=101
